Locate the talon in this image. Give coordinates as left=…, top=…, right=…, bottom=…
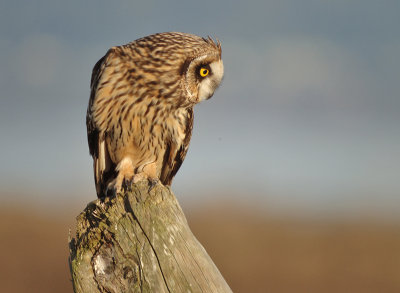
left=122, top=178, right=134, bottom=192
left=148, top=178, right=159, bottom=192
left=105, top=185, right=116, bottom=198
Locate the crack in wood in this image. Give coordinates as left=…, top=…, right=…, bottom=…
left=123, top=194, right=171, bottom=293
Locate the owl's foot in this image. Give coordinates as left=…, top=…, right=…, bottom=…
left=105, top=158, right=135, bottom=196
left=122, top=177, right=134, bottom=192
left=105, top=177, right=124, bottom=197
left=126, top=172, right=159, bottom=193
left=106, top=158, right=161, bottom=196
left=105, top=182, right=118, bottom=197
left=106, top=175, right=135, bottom=196
left=130, top=173, right=160, bottom=193
left=105, top=174, right=159, bottom=197
left=121, top=172, right=147, bottom=191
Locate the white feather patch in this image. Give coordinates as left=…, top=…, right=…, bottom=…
left=198, top=60, right=224, bottom=102
left=97, top=140, right=106, bottom=180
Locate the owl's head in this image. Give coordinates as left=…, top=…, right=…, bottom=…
left=128, top=32, right=224, bottom=107
left=179, top=36, right=224, bottom=104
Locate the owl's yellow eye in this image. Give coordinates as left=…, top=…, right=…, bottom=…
left=199, top=67, right=209, bottom=77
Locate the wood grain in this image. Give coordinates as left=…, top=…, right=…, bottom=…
left=69, top=181, right=232, bottom=293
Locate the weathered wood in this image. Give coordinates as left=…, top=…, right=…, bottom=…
left=69, top=181, right=232, bottom=293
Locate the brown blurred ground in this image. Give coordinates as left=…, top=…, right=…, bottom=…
left=1, top=203, right=399, bottom=293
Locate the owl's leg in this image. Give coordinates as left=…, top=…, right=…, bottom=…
left=107, top=159, right=160, bottom=195
left=106, top=157, right=134, bottom=195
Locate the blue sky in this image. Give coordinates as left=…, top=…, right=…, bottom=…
left=1, top=0, right=399, bottom=219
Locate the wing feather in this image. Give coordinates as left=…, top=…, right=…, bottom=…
left=86, top=51, right=116, bottom=197
left=160, top=108, right=194, bottom=186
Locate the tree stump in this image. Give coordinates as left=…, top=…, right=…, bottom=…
left=69, top=181, right=232, bottom=293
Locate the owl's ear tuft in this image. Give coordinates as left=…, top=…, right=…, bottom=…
left=202, top=36, right=222, bottom=56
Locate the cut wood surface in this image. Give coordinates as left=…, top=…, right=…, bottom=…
left=69, top=181, right=232, bottom=293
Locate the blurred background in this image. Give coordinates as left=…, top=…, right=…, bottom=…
left=1, top=0, right=399, bottom=292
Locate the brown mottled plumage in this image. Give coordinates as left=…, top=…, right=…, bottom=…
left=86, top=32, right=224, bottom=198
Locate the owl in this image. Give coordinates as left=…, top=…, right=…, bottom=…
left=86, top=32, right=224, bottom=198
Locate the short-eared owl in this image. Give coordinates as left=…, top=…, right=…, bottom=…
left=86, top=32, right=224, bottom=198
